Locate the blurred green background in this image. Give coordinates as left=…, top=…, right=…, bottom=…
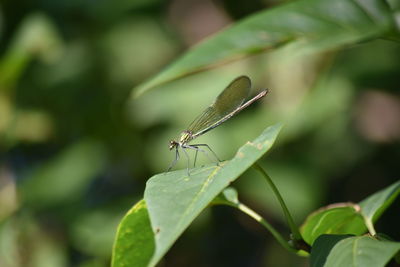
left=0, top=0, right=399, bottom=266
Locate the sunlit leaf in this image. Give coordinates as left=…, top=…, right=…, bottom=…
left=112, top=123, right=282, bottom=267
left=145, top=123, right=281, bottom=266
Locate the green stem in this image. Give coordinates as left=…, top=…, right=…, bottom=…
left=235, top=201, right=297, bottom=253
left=252, top=162, right=302, bottom=242
left=365, top=218, right=376, bottom=236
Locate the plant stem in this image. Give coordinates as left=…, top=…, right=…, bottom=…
left=235, top=201, right=298, bottom=253
left=252, top=162, right=302, bottom=242
left=365, top=218, right=377, bottom=236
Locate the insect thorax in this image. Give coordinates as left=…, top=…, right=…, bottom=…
left=179, top=130, right=193, bottom=145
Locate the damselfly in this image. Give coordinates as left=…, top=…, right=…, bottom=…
left=168, top=76, right=268, bottom=173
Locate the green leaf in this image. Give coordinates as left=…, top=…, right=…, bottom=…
left=301, top=180, right=400, bottom=245
left=310, top=234, right=352, bottom=267
left=301, top=204, right=367, bottom=245
left=211, top=187, right=240, bottom=206
left=133, top=0, right=395, bottom=96
left=144, top=123, right=282, bottom=266
left=112, top=200, right=155, bottom=267
left=315, top=235, right=400, bottom=267
left=359, top=180, right=400, bottom=232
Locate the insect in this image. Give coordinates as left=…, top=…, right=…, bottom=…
left=168, top=75, right=268, bottom=173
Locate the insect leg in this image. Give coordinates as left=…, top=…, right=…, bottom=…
left=193, top=148, right=199, bottom=168
left=181, top=147, right=191, bottom=176
left=166, top=147, right=180, bottom=173
left=191, top=143, right=222, bottom=163
left=185, top=144, right=217, bottom=166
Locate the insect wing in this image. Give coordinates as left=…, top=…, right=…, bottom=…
left=213, top=75, right=251, bottom=115
left=186, top=76, right=251, bottom=136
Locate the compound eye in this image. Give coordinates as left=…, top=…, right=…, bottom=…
left=169, top=141, right=177, bottom=150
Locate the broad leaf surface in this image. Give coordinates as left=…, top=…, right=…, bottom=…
left=133, top=0, right=395, bottom=96
left=310, top=234, right=352, bottom=267
left=313, top=235, right=400, bottom=267
left=144, top=123, right=282, bottom=266
left=301, top=204, right=366, bottom=245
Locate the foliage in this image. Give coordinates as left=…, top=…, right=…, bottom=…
left=112, top=126, right=400, bottom=266
left=0, top=0, right=399, bottom=266
left=112, top=0, right=400, bottom=266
